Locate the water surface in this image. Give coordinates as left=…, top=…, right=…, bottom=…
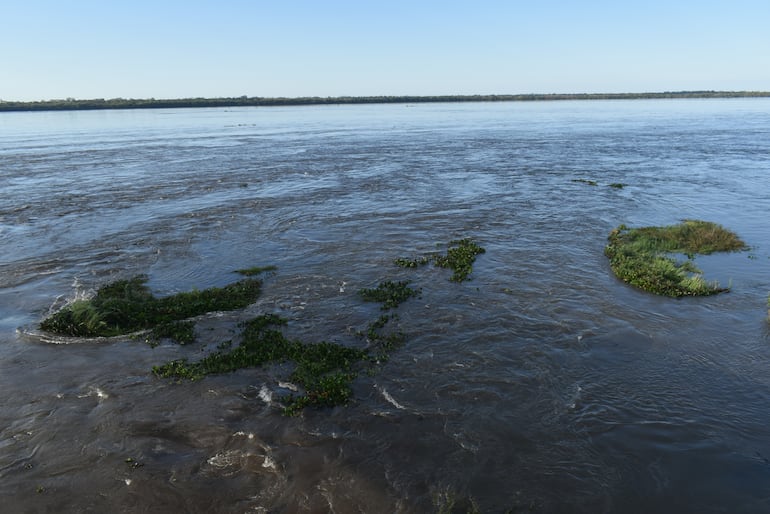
left=1, top=100, right=770, bottom=513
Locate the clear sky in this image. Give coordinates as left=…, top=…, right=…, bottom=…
left=2, top=0, right=769, bottom=101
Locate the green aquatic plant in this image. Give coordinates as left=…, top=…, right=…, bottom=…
left=40, top=237, right=488, bottom=415
left=154, top=255, right=429, bottom=414
left=153, top=313, right=370, bottom=415
left=361, top=313, right=406, bottom=362
left=149, top=320, right=196, bottom=345
left=394, top=238, right=486, bottom=282
left=608, top=182, right=626, bottom=189
left=572, top=178, right=598, bottom=186
left=394, top=255, right=432, bottom=268
left=359, top=280, right=421, bottom=310
left=434, top=238, right=486, bottom=282
left=40, top=273, right=264, bottom=340
left=605, top=220, right=747, bottom=297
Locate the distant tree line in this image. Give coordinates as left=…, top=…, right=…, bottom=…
left=1, top=91, right=769, bottom=112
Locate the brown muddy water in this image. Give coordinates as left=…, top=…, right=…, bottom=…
left=1, top=100, right=770, bottom=513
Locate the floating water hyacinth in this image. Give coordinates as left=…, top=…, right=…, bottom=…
left=605, top=220, right=747, bottom=297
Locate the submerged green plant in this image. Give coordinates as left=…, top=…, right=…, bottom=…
left=235, top=265, right=277, bottom=276
left=149, top=320, right=196, bottom=345
left=605, top=220, right=746, bottom=297
left=572, top=178, right=598, bottom=186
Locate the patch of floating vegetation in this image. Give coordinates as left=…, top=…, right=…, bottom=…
left=153, top=314, right=369, bottom=415
left=393, top=255, right=432, bottom=268
left=361, top=313, right=407, bottom=362
left=153, top=280, right=415, bottom=415
left=435, top=239, right=486, bottom=282
left=39, top=270, right=271, bottom=339
left=605, top=220, right=747, bottom=297
left=608, top=182, right=626, bottom=189
left=359, top=280, right=421, bottom=310
left=153, top=276, right=417, bottom=414
left=41, top=237, right=485, bottom=414
left=395, top=238, right=486, bottom=282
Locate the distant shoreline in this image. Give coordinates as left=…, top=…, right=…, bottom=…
left=2, top=91, right=769, bottom=112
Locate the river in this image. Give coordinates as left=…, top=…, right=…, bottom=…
left=1, top=99, right=769, bottom=513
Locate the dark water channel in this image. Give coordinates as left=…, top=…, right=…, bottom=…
left=1, top=100, right=770, bottom=513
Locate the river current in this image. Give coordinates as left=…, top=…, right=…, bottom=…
left=1, top=100, right=770, bottom=513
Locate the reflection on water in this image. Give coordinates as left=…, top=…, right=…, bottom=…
left=1, top=100, right=770, bottom=512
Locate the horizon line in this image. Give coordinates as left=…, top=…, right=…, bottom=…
left=2, top=90, right=769, bottom=112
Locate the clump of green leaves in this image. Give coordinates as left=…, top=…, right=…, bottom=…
left=395, top=239, right=486, bottom=282
left=608, top=182, right=626, bottom=189
left=434, top=239, right=486, bottom=282
left=605, top=220, right=747, bottom=297
left=394, top=255, right=432, bottom=268
left=40, top=273, right=264, bottom=340
left=359, top=280, right=421, bottom=310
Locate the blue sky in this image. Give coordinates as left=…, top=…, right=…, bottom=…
left=3, top=0, right=769, bottom=101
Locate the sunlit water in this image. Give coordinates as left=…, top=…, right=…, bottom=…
left=1, top=100, right=770, bottom=513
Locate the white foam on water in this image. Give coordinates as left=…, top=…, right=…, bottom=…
left=207, top=450, right=240, bottom=469
left=258, top=385, right=272, bottom=404
left=377, top=385, right=406, bottom=410
left=278, top=381, right=298, bottom=392
left=77, top=386, right=109, bottom=400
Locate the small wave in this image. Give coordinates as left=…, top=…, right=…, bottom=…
left=207, top=450, right=241, bottom=470
left=377, top=385, right=406, bottom=410
left=17, top=325, right=146, bottom=345
left=77, top=386, right=109, bottom=400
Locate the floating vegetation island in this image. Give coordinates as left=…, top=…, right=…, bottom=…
left=39, top=239, right=486, bottom=414
left=605, top=220, right=747, bottom=297
left=39, top=274, right=264, bottom=342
